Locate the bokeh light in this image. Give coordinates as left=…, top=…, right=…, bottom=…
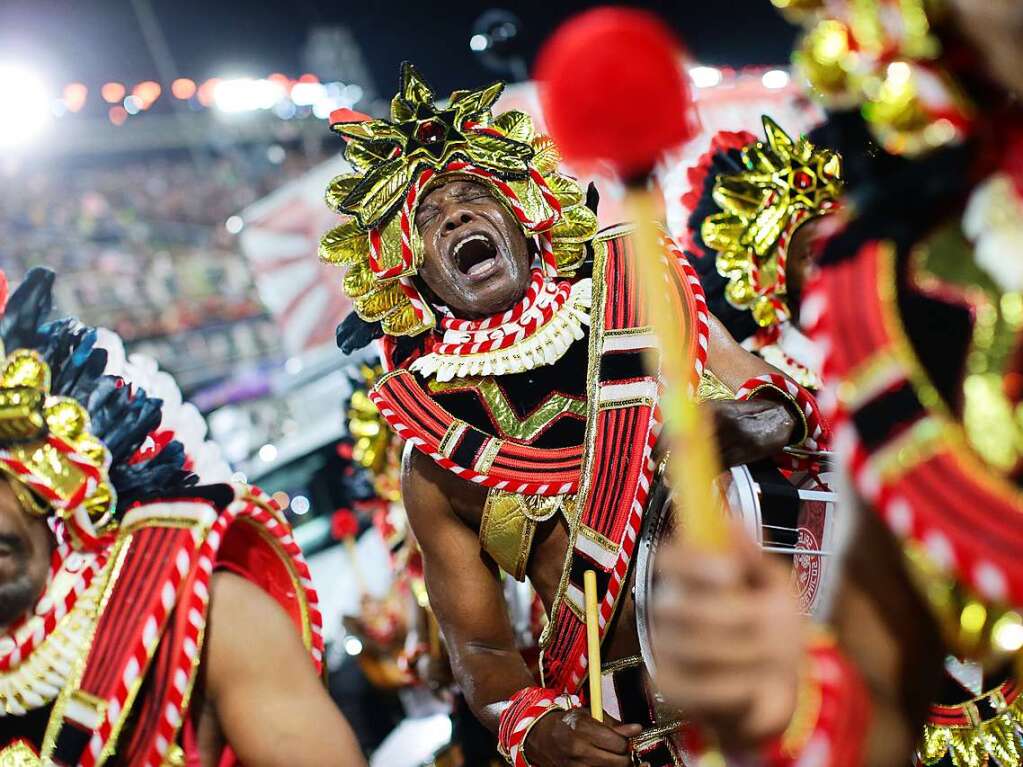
left=171, top=77, right=196, bottom=99
left=101, top=81, right=126, bottom=103
left=0, top=63, right=54, bottom=148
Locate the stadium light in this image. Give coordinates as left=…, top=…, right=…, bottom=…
left=213, top=78, right=286, bottom=113
left=0, top=63, right=54, bottom=149
left=101, top=82, right=126, bottom=103
left=133, top=80, right=162, bottom=108
left=762, top=69, right=791, bottom=89
left=689, top=66, right=722, bottom=89
left=62, top=83, right=88, bottom=112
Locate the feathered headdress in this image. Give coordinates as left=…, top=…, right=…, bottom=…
left=320, top=62, right=598, bottom=348
left=0, top=268, right=216, bottom=549
left=685, top=116, right=843, bottom=333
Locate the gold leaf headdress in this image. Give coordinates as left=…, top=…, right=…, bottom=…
left=774, top=0, right=974, bottom=156
left=346, top=365, right=400, bottom=502
left=320, top=63, right=598, bottom=338
left=701, top=116, right=843, bottom=328
left=0, top=347, right=116, bottom=537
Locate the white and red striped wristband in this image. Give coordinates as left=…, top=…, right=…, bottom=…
left=735, top=373, right=830, bottom=471
left=498, top=686, right=582, bottom=767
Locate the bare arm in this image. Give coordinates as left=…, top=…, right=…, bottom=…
left=705, top=313, right=785, bottom=393
left=401, top=447, right=534, bottom=731
left=403, top=447, right=640, bottom=766
left=829, top=503, right=946, bottom=764
left=703, top=313, right=800, bottom=466
left=200, top=571, right=365, bottom=767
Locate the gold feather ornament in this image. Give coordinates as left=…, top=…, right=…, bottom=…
left=0, top=348, right=116, bottom=533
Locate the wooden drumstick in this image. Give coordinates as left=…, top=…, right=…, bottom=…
left=584, top=569, right=603, bottom=721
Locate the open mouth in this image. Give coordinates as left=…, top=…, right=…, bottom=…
left=453, top=233, right=500, bottom=279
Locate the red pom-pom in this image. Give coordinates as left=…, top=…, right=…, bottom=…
left=336, top=441, right=354, bottom=460
left=0, top=271, right=7, bottom=315
left=535, top=7, right=697, bottom=179
left=331, top=508, right=360, bottom=540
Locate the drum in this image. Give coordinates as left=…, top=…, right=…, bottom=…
left=634, top=453, right=839, bottom=678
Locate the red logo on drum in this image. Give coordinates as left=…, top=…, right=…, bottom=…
left=792, top=527, right=822, bottom=613
left=792, top=495, right=827, bottom=614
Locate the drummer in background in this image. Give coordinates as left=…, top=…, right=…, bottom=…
left=681, top=116, right=844, bottom=392
left=652, top=1, right=1023, bottom=765
left=319, top=62, right=826, bottom=766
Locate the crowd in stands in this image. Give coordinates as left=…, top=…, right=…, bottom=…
left=0, top=143, right=327, bottom=393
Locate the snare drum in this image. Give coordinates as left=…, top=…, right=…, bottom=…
left=635, top=454, right=839, bottom=678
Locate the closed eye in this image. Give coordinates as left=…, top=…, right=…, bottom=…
left=416, top=207, right=439, bottom=227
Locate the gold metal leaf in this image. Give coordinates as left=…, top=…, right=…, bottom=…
left=344, top=157, right=417, bottom=229
left=400, top=62, right=435, bottom=107
left=345, top=142, right=396, bottom=174
left=381, top=303, right=432, bottom=336
left=1, top=350, right=51, bottom=390
left=493, top=110, right=535, bottom=144
left=551, top=204, right=598, bottom=243
left=464, top=133, right=532, bottom=175
left=333, top=120, right=404, bottom=144
left=325, top=175, right=361, bottom=213
left=343, top=262, right=375, bottom=299
left=554, top=241, right=587, bottom=273
left=391, top=94, right=414, bottom=122
left=531, top=136, right=561, bottom=176
left=545, top=174, right=585, bottom=208
left=319, top=221, right=367, bottom=265
left=356, top=283, right=405, bottom=321
left=451, top=81, right=504, bottom=117
left=762, top=115, right=796, bottom=158
left=702, top=213, right=747, bottom=255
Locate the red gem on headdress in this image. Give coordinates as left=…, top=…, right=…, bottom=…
left=416, top=119, right=446, bottom=145
left=794, top=170, right=813, bottom=190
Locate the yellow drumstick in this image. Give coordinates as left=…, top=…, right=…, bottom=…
left=625, top=190, right=727, bottom=551
left=584, top=569, right=603, bottom=721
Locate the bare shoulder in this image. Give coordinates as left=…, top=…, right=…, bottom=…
left=205, top=571, right=309, bottom=676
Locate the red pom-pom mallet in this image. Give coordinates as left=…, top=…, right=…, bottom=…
left=535, top=7, right=697, bottom=181
left=537, top=9, right=728, bottom=554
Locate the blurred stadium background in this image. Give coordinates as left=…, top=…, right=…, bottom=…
left=0, top=1, right=819, bottom=762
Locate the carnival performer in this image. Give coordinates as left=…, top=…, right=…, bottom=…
left=0, top=268, right=363, bottom=766
left=682, top=116, right=843, bottom=391
left=320, top=63, right=828, bottom=767
left=652, top=1, right=1023, bottom=765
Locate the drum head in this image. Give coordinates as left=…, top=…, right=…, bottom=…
left=634, top=457, right=840, bottom=678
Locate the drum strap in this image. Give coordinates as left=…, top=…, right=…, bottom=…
left=539, top=230, right=708, bottom=694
